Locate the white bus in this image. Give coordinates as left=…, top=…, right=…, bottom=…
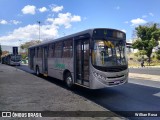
left=28, top=28, right=128, bottom=89
left=2, top=54, right=21, bottom=66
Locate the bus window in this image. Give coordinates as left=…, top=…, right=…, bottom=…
left=62, top=40, right=73, bottom=58
left=36, top=47, right=39, bottom=57
left=49, top=44, right=54, bottom=58
left=55, top=42, right=62, bottom=58
left=38, top=47, right=42, bottom=58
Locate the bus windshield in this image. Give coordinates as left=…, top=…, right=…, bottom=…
left=11, top=55, right=21, bottom=61
left=92, top=39, right=127, bottom=67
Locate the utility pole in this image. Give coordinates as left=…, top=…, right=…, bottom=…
left=37, top=21, right=41, bottom=40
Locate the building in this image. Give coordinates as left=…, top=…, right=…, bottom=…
left=0, top=45, right=20, bottom=55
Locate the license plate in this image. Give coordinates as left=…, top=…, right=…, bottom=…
left=114, top=81, right=120, bottom=84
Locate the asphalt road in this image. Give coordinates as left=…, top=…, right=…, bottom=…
left=129, top=67, right=160, bottom=75
left=16, top=65, right=160, bottom=120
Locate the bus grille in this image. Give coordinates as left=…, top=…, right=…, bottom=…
left=107, top=75, right=124, bottom=79
left=106, top=66, right=127, bottom=72
left=11, top=60, right=20, bottom=62
left=93, top=65, right=128, bottom=72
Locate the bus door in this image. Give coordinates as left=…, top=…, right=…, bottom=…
left=42, top=46, right=48, bottom=75
left=75, top=39, right=89, bottom=87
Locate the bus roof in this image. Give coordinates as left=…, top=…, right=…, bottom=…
left=29, top=28, right=125, bottom=49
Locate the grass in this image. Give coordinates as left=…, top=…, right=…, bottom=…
left=128, top=52, right=160, bottom=67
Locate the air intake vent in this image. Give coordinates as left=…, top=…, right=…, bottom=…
left=107, top=75, right=124, bottom=79
left=93, top=65, right=128, bottom=72
left=106, top=67, right=127, bottom=72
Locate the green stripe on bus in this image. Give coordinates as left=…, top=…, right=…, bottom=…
left=54, top=63, right=65, bottom=69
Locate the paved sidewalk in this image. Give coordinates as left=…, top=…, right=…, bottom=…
left=129, top=66, right=160, bottom=68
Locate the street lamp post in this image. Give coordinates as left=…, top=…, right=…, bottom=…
left=37, top=21, right=41, bottom=41
left=19, top=40, right=22, bottom=53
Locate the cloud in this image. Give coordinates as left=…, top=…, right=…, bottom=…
left=71, top=15, right=81, bottom=22
left=10, top=20, right=21, bottom=25
left=0, top=19, right=8, bottom=24
left=0, top=24, right=59, bottom=45
left=130, top=18, right=147, bottom=26
left=124, top=21, right=129, bottom=24
left=46, top=12, right=81, bottom=28
left=0, top=4, right=82, bottom=46
left=149, top=12, right=154, bottom=17
left=115, top=6, right=120, bottom=10
left=142, top=12, right=154, bottom=18
left=0, top=12, right=81, bottom=45
left=142, top=15, right=147, bottom=18
left=39, top=7, right=48, bottom=13
left=22, top=5, right=36, bottom=15
left=0, top=19, right=21, bottom=25
left=121, top=29, right=126, bottom=33
left=83, top=17, right=87, bottom=20
left=51, top=5, right=63, bottom=12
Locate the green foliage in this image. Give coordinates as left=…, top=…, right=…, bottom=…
left=152, top=29, right=160, bottom=41
left=152, top=54, right=155, bottom=59
left=133, top=50, right=146, bottom=59
left=134, top=52, right=139, bottom=57
left=21, top=53, right=28, bottom=59
left=20, top=40, right=41, bottom=51
left=139, top=50, right=147, bottom=56
left=20, top=40, right=41, bottom=59
left=156, top=49, right=160, bottom=60
left=132, top=39, right=144, bottom=50
left=132, top=23, right=160, bottom=64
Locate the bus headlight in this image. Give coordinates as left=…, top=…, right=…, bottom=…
left=94, top=72, right=98, bottom=77
left=93, top=72, right=106, bottom=80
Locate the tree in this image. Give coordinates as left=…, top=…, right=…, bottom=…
left=21, top=40, right=41, bottom=52
left=20, top=40, right=41, bottom=59
left=2, top=51, right=9, bottom=56
left=132, top=23, right=160, bottom=65
left=156, top=49, right=160, bottom=60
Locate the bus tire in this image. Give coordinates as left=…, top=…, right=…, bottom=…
left=65, top=72, right=74, bottom=89
left=36, top=66, right=40, bottom=76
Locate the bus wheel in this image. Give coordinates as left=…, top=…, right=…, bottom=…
left=65, top=72, right=74, bottom=89
left=36, top=66, right=40, bottom=76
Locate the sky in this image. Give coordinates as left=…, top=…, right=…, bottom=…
left=0, top=0, right=160, bottom=46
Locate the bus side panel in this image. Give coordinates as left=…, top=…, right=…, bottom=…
left=48, top=58, right=73, bottom=80
left=48, top=58, right=55, bottom=78
left=48, top=58, right=62, bottom=80
left=61, top=57, right=74, bottom=77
